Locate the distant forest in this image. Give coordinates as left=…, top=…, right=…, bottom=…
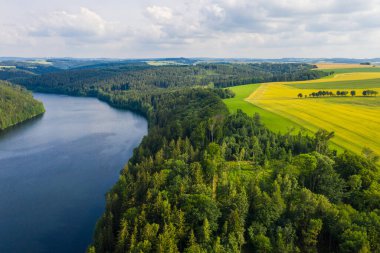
left=0, top=61, right=378, bottom=253
left=2, top=62, right=328, bottom=96
left=0, top=81, right=45, bottom=130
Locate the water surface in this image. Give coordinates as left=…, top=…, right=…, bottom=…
left=0, top=93, right=147, bottom=253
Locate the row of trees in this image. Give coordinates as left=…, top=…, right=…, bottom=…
left=362, top=89, right=378, bottom=96
left=298, top=89, right=379, bottom=98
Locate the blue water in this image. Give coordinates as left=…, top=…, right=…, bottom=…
left=0, top=93, right=147, bottom=253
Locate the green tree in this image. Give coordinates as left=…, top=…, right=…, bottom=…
left=184, top=230, right=207, bottom=253
left=157, top=223, right=180, bottom=253
left=201, top=218, right=211, bottom=244
left=302, top=218, right=322, bottom=253
left=362, top=147, right=379, bottom=163
left=181, top=194, right=221, bottom=234
left=248, top=222, right=272, bottom=253
left=314, top=129, right=334, bottom=154
left=339, top=230, right=371, bottom=253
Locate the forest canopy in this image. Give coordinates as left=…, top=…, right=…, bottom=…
left=0, top=81, right=45, bottom=130
left=12, top=63, right=328, bottom=96
left=89, top=88, right=380, bottom=253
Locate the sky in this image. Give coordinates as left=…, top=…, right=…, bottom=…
left=1, top=0, right=380, bottom=58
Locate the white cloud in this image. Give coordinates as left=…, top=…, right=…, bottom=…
left=1, top=0, right=380, bottom=58
left=146, top=6, right=173, bottom=22
left=204, top=4, right=225, bottom=19
left=28, top=7, right=131, bottom=43
left=0, top=24, right=26, bottom=45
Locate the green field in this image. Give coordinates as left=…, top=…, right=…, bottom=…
left=321, top=67, right=380, bottom=74
left=327, top=96, right=380, bottom=107
left=224, top=69, right=380, bottom=155
left=287, top=78, right=380, bottom=89
left=224, top=84, right=304, bottom=133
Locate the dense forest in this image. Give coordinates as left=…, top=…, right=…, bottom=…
left=86, top=87, right=379, bottom=253
left=1, top=62, right=378, bottom=252
left=0, top=81, right=45, bottom=130
left=12, top=63, right=328, bottom=95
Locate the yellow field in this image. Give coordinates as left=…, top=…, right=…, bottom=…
left=294, top=72, right=380, bottom=82
left=315, top=63, right=378, bottom=69
left=245, top=73, right=380, bottom=155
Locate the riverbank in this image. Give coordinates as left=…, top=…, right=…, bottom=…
left=0, top=81, right=45, bottom=130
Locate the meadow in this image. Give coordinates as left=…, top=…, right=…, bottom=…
left=224, top=68, right=380, bottom=155
left=223, top=83, right=302, bottom=133
left=323, top=67, right=380, bottom=74
left=288, top=77, right=380, bottom=89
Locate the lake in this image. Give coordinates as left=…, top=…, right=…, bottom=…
left=0, top=93, right=147, bottom=253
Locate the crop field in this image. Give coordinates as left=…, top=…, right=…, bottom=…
left=315, top=63, right=377, bottom=69
left=288, top=78, right=380, bottom=89
left=223, top=84, right=302, bottom=133
left=315, top=63, right=380, bottom=74
left=224, top=70, right=380, bottom=155
left=321, top=67, right=380, bottom=74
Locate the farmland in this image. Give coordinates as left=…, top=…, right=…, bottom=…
left=322, top=67, right=380, bottom=74
left=315, top=63, right=378, bottom=69
left=288, top=77, right=380, bottom=89
left=224, top=69, right=380, bottom=155
left=223, top=83, right=302, bottom=133
left=315, top=63, right=380, bottom=74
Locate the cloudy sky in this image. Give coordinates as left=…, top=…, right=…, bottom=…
left=1, top=0, right=380, bottom=58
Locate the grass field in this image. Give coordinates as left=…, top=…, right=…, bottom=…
left=224, top=69, right=380, bottom=156
left=321, top=68, right=380, bottom=74
left=223, top=84, right=303, bottom=133
left=288, top=77, right=380, bottom=89
left=315, top=63, right=380, bottom=74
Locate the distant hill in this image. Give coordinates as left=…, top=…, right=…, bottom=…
left=1, top=57, right=380, bottom=73
left=0, top=81, right=45, bottom=130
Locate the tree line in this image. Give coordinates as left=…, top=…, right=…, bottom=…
left=298, top=89, right=378, bottom=98
left=362, top=90, right=378, bottom=96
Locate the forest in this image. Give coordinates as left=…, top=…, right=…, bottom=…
left=11, top=63, right=328, bottom=96
left=1, top=62, right=378, bottom=252
left=85, top=87, right=379, bottom=253
left=0, top=81, right=45, bottom=130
